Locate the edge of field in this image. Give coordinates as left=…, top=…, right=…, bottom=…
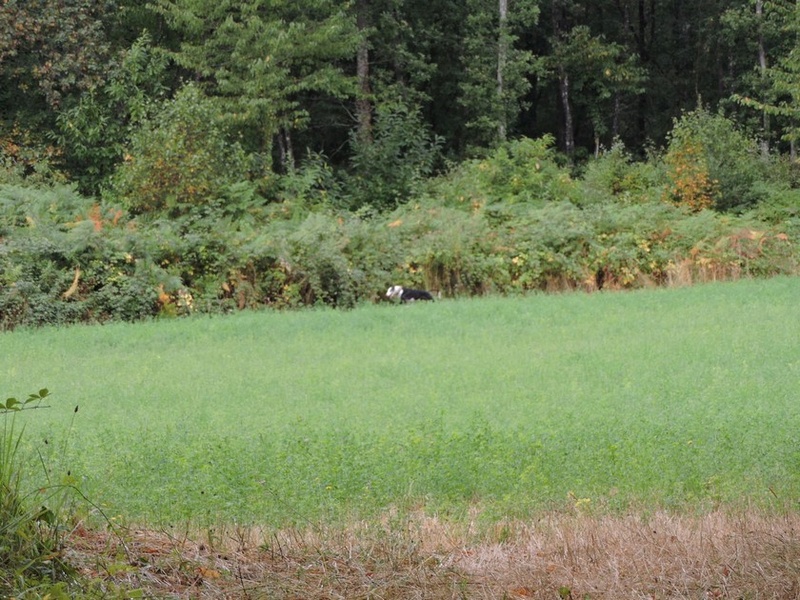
left=66, top=506, right=800, bottom=599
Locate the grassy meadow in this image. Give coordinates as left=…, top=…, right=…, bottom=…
left=2, top=277, right=800, bottom=527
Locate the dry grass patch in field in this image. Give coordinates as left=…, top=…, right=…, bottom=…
left=65, top=509, right=800, bottom=599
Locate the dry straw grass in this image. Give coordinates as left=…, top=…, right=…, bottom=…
left=65, top=508, right=800, bottom=599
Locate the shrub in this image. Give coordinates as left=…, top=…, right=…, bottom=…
left=502, top=201, right=595, bottom=291
left=663, top=136, right=718, bottom=212
left=429, top=135, right=577, bottom=214
left=0, top=184, right=166, bottom=328
left=385, top=202, right=502, bottom=296
left=2, top=139, right=799, bottom=328
left=277, top=151, right=343, bottom=216
left=580, top=141, right=665, bottom=206
left=664, top=108, right=766, bottom=212
left=339, top=212, right=403, bottom=301
left=109, top=84, right=253, bottom=217
left=345, top=101, right=443, bottom=211
left=279, top=213, right=360, bottom=308
left=585, top=202, right=678, bottom=289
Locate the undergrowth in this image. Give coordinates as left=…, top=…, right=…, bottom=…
left=3, top=116, right=800, bottom=328
left=0, top=390, right=139, bottom=598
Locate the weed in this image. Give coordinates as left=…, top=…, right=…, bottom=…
left=0, top=389, right=75, bottom=594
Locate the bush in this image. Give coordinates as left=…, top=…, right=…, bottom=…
left=345, top=101, right=443, bottom=211
left=109, top=84, right=253, bottom=218
left=1, top=131, right=799, bottom=328
left=664, top=108, right=766, bottom=212
left=579, top=141, right=665, bottom=206
left=502, top=201, right=595, bottom=291
left=384, top=201, right=502, bottom=296
left=0, top=184, right=166, bottom=329
left=269, top=213, right=368, bottom=308
left=429, top=135, right=577, bottom=214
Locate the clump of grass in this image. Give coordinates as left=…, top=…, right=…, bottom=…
left=0, top=389, right=78, bottom=596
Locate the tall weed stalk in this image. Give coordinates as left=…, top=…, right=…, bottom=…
left=0, top=389, right=73, bottom=594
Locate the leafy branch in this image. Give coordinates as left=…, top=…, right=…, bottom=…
left=1, top=388, right=51, bottom=412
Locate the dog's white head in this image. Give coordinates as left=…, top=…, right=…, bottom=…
left=386, top=285, right=404, bottom=299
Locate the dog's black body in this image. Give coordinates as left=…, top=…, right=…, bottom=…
left=386, top=285, right=434, bottom=302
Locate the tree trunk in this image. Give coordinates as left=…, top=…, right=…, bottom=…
left=636, top=0, right=651, bottom=150
left=612, top=92, right=621, bottom=139
left=559, top=69, right=575, bottom=155
left=356, top=0, right=372, bottom=143
left=756, top=0, right=770, bottom=156
left=551, top=0, right=574, bottom=155
left=497, top=0, right=508, bottom=141
left=276, top=128, right=295, bottom=172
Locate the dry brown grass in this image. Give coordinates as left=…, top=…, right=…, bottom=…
left=65, top=508, right=800, bottom=599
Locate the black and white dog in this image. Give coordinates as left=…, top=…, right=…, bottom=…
left=386, top=285, right=434, bottom=302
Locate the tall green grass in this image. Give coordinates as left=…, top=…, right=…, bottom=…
left=3, top=278, right=800, bottom=526
left=0, top=389, right=76, bottom=595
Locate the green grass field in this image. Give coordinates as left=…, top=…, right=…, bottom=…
left=3, top=278, right=800, bottom=527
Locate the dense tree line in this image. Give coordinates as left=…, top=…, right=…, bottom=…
left=3, top=1, right=800, bottom=328
left=2, top=0, right=800, bottom=199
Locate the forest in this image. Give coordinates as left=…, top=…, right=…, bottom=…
left=3, top=0, right=800, bottom=327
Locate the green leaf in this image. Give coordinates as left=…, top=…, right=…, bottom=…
left=35, top=506, right=56, bottom=525
left=3, top=398, right=21, bottom=411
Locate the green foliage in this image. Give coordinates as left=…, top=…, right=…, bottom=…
left=152, top=0, right=359, bottom=165
left=730, top=2, right=800, bottom=147
left=0, top=0, right=112, bottom=112
left=109, top=84, right=253, bottom=217
left=457, top=0, right=538, bottom=148
left=345, top=101, right=443, bottom=210
left=7, top=0, right=800, bottom=194
left=579, top=141, right=665, bottom=206
left=3, top=134, right=800, bottom=330
left=0, top=184, right=164, bottom=329
left=252, top=210, right=401, bottom=308
left=0, top=389, right=75, bottom=596
left=537, top=25, right=646, bottom=148
left=384, top=202, right=502, bottom=295
left=0, top=128, right=68, bottom=187
left=277, top=151, right=343, bottom=215
left=665, top=108, right=767, bottom=211
left=278, top=213, right=359, bottom=307
left=747, top=181, right=800, bottom=230
left=430, top=136, right=576, bottom=210
left=54, top=32, right=170, bottom=195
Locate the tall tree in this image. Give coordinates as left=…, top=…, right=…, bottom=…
left=537, top=18, right=644, bottom=155
left=724, top=1, right=796, bottom=153
left=152, top=0, right=360, bottom=170
left=54, top=33, right=170, bottom=194
left=0, top=0, right=112, bottom=129
left=757, top=0, right=770, bottom=155
left=734, top=1, right=800, bottom=157
left=552, top=0, right=576, bottom=154
left=458, top=0, right=538, bottom=150
left=355, top=0, right=373, bottom=143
